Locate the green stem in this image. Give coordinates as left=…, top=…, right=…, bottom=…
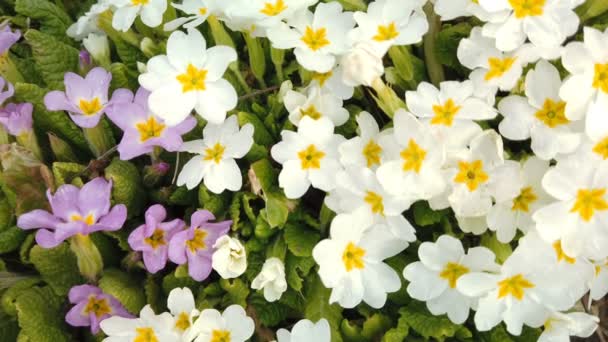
left=423, top=3, right=445, bottom=86
left=243, top=32, right=267, bottom=88
left=270, top=47, right=285, bottom=82
left=83, top=121, right=115, bottom=158
left=70, top=234, right=104, bottom=282
left=230, top=65, right=252, bottom=94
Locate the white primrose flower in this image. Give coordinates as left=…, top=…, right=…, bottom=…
left=312, top=210, right=408, bottom=309
left=533, top=155, right=608, bottom=260
left=139, top=29, right=238, bottom=126
left=167, top=287, right=199, bottom=336
left=284, top=86, right=349, bottom=127
left=177, top=116, right=254, bottom=193
left=164, top=0, right=226, bottom=31
left=251, top=257, right=288, bottom=302
left=267, top=2, right=355, bottom=72
left=350, top=0, right=428, bottom=52
left=324, top=167, right=416, bottom=242
left=406, top=80, right=497, bottom=151
left=186, top=305, right=255, bottom=342
left=590, top=259, right=608, bottom=301
left=498, top=60, right=583, bottom=160
left=276, top=318, right=331, bottom=342
left=308, top=65, right=355, bottom=100
left=108, top=0, right=168, bottom=32
left=457, top=27, right=539, bottom=93
left=227, top=0, right=319, bottom=31
left=487, top=157, right=551, bottom=243
left=432, top=0, right=492, bottom=21
left=340, top=41, right=386, bottom=87
left=83, top=33, right=111, bottom=66
left=375, top=109, right=446, bottom=201
left=339, top=111, right=390, bottom=170
left=100, top=305, right=179, bottom=342
left=403, top=235, right=500, bottom=324
left=539, top=311, right=599, bottom=342
left=212, top=236, right=247, bottom=279
left=584, top=97, right=608, bottom=162
left=478, top=0, right=581, bottom=53
left=67, top=1, right=111, bottom=40
left=560, top=27, right=608, bottom=121
left=271, top=117, right=345, bottom=199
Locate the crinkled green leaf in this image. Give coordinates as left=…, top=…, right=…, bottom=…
left=412, top=201, right=443, bottom=227
left=15, top=0, right=73, bottom=43
left=109, top=62, right=138, bottom=91
left=24, top=30, right=79, bottom=90
left=435, top=23, right=472, bottom=72
left=381, top=307, right=410, bottom=342
left=198, top=184, right=231, bottom=214
left=0, top=197, right=13, bottom=230
left=238, top=112, right=274, bottom=146
left=15, top=286, right=71, bottom=342
left=29, top=243, right=83, bottom=296
left=283, top=223, right=320, bottom=257
left=0, top=227, right=26, bottom=254
left=305, top=274, right=343, bottom=342
left=285, top=252, right=315, bottom=292
left=104, top=159, right=146, bottom=219
left=220, top=278, right=250, bottom=308
left=48, top=134, right=80, bottom=163
left=1, top=277, right=42, bottom=317
left=161, top=273, right=199, bottom=296
left=98, top=269, right=146, bottom=314
left=249, top=292, right=289, bottom=327
left=169, top=186, right=197, bottom=206
left=144, top=275, right=165, bottom=313
left=0, top=311, right=19, bottom=342
left=52, top=162, right=85, bottom=187
left=399, top=301, right=472, bottom=341
left=481, top=233, right=512, bottom=264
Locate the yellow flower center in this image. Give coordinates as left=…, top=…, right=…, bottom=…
left=136, top=117, right=166, bottom=142
left=553, top=240, right=576, bottom=264
left=485, top=57, right=517, bottom=81
left=299, top=105, right=322, bottom=120
left=431, top=98, right=462, bottom=126
left=83, top=296, right=111, bottom=318
left=342, top=242, right=365, bottom=272
left=186, top=229, right=208, bottom=253
left=312, top=71, right=333, bottom=87
left=593, top=63, right=608, bottom=94
left=593, top=136, right=608, bottom=159
left=400, top=139, right=427, bottom=173
left=298, top=144, right=325, bottom=170
left=203, top=143, right=226, bottom=164
left=454, top=160, right=489, bottom=192
left=373, top=22, right=399, bottom=42
left=174, top=312, right=191, bottom=331
left=508, top=0, right=546, bottom=18
left=199, top=7, right=208, bottom=15
left=301, top=26, right=330, bottom=51
left=511, top=186, right=538, bottom=212
left=260, top=0, right=287, bottom=16
left=570, top=188, right=608, bottom=222
left=79, top=97, right=103, bottom=116
left=211, top=329, right=231, bottom=342
left=144, top=228, right=166, bottom=250
left=362, top=140, right=382, bottom=168
left=131, top=0, right=149, bottom=5
left=439, top=262, right=470, bottom=288
left=497, top=274, right=535, bottom=300
left=176, top=64, right=208, bottom=93
left=134, top=327, right=159, bottom=342
left=364, top=191, right=384, bottom=215
left=71, top=214, right=95, bottom=226
left=534, top=99, right=568, bottom=128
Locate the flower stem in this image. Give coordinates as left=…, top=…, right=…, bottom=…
left=83, top=121, right=115, bottom=158
left=270, top=47, right=285, bottom=82
left=70, top=234, right=104, bottom=282
left=243, top=32, right=267, bottom=88
left=422, top=3, right=445, bottom=86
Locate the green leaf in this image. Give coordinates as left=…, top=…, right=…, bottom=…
left=388, top=46, right=414, bottom=81
left=98, top=269, right=146, bottom=314
left=15, top=286, right=71, bottom=342
left=480, top=233, right=512, bottom=264
left=15, top=0, right=73, bottom=43
left=198, top=184, right=231, bottom=214
left=0, top=227, right=26, bottom=254
left=220, top=278, right=250, bottom=308
left=29, top=243, right=83, bottom=296
left=109, top=62, right=137, bottom=91
left=382, top=308, right=410, bottom=342
left=249, top=293, right=289, bottom=327
left=113, top=38, right=146, bottom=69
left=304, top=274, right=343, bottom=342
left=0, top=311, right=19, bottom=342
left=104, top=159, right=146, bottom=219
left=412, top=201, right=444, bottom=227
left=24, top=30, right=79, bottom=90
left=0, top=197, right=14, bottom=230
left=48, top=134, right=80, bottom=163
left=285, top=252, right=315, bottom=292
left=52, top=162, right=85, bottom=186
left=1, top=277, right=42, bottom=317
left=161, top=273, right=199, bottom=296
left=399, top=301, right=472, bottom=341
left=169, top=186, right=197, bottom=206
left=238, top=112, right=274, bottom=146
left=283, top=223, right=320, bottom=257
left=435, top=23, right=473, bottom=72
left=144, top=276, right=165, bottom=313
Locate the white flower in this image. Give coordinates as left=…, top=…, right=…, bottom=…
left=177, top=116, right=254, bottom=193
left=308, top=65, right=354, bottom=100
left=560, top=27, right=608, bottom=121
left=139, top=28, right=238, bottom=126
left=211, top=236, right=247, bottom=279
left=533, top=155, right=608, bottom=260
left=164, top=0, right=225, bottom=31
left=109, top=0, right=168, bottom=32
left=406, top=80, right=497, bottom=151
left=187, top=305, right=254, bottom=342
left=487, top=157, right=551, bottom=243
left=478, top=0, right=581, bottom=53
left=312, top=210, right=407, bottom=309
left=276, top=318, right=331, bottom=342
left=167, top=287, right=199, bottom=336
left=584, top=97, right=608, bottom=162
left=67, top=1, right=110, bottom=40
left=251, top=257, right=288, bottom=302
left=284, top=86, right=348, bottom=127
left=539, top=311, right=598, bottom=342
left=457, top=27, right=539, bottom=93
left=403, top=235, right=499, bottom=324
left=271, top=117, right=345, bottom=199
left=267, top=2, right=355, bottom=72
left=227, top=0, right=319, bottom=32
left=432, top=0, right=492, bottom=21
left=375, top=109, right=446, bottom=201
left=100, top=305, right=179, bottom=342
left=340, top=41, right=385, bottom=87
left=324, top=167, right=416, bottom=242
left=350, top=0, right=428, bottom=52
left=590, top=259, right=608, bottom=301
left=338, top=111, right=389, bottom=170
left=83, top=33, right=111, bottom=66
left=498, top=60, right=583, bottom=160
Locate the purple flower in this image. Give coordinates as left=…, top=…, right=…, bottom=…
left=44, top=67, right=112, bottom=128
left=168, top=210, right=231, bottom=281
left=65, top=284, right=133, bottom=334
left=17, top=177, right=127, bottom=248
left=105, top=88, right=196, bottom=160
left=127, top=204, right=184, bottom=273
left=0, top=103, right=33, bottom=136
left=0, top=25, right=21, bottom=55
left=0, top=77, right=14, bottom=107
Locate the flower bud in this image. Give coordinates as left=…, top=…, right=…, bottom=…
left=341, top=42, right=386, bottom=87
left=83, top=33, right=111, bottom=67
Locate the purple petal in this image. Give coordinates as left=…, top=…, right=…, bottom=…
left=17, top=210, right=60, bottom=230
left=35, top=229, right=64, bottom=248
left=69, top=285, right=102, bottom=303
left=117, top=136, right=154, bottom=160
left=89, top=312, right=102, bottom=334
left=65, top=301, right=90, bottom=328
left=187, top=253, right=213, bottom=281
left=0, top=27, right=21, bottom=55
left=109, top=88, right=134, bottom=105
left=48, top=186, right=79, bottom=221
left=107, top=296, right=134, bottom=317
left=161, top=218, right=185, bottom=237
left=78, top=177, right=111, bottom=218
left=54, top=222, right=86, bottom=242
left=44, top=91, right=74, bottom=112
left=106, top=102, right=144, bottom=130
left=143, top=249, right=168, bottom=273
left=84, top=67, right=112, bottom=103
left=133, top=87, right=151, bottom=109
left=64, top=72, right=94, bottom=103
left=92, top=204, right=127, bottom=232
left=168, top=229, right=190, bottom=265
left=190, top=210, right=215, bottom=228
left=145, top=204, right=166, bottom=230
left=69, top=112, right=103, bottom=128
left=174, top=116, right=197, bottom=135
left=127, top=224, right=149, bottom=251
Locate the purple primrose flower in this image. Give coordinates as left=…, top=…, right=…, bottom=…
left=0, top=25, right=20, bottom=55
left=65, top=284, right=133, bottom=334
left=0, top=102, right=33, bottom=136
